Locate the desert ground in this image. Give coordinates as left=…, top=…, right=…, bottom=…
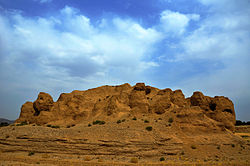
left=0, top=120, right=249, bottom=166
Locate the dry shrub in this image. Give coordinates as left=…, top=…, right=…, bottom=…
left=160, top=157, right=165, bottom=161
left=28, top=151, right=35, bottom=156
left=191, top=145, right=197, bottom=149
left=146, top=126, right=153, bottom=131
left=132, top=117, right=137, bottom=120
left=168, top=117, right=173, bottom=123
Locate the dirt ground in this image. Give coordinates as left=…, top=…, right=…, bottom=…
left=0, top=116, right=249, bottom=166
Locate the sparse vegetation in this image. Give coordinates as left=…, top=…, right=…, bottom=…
left=46, top=124, right=60, bottom=128
left=88, top=123, right=92, bottom=127
left=217, top=146, right=220, bottom=150
left=130, top=157, right=138, bottom=163
left=51, top=125, right=60, bottom=128
left=180, top=151, right=185, bottom=155
left=93, top=120, right=105, bottom=125
left=144, top=120, right=149, bottom=123
left=99, top=121, right=105, bottom=125
left=191, top=145, right=197, bottom=149
left=160, top=157, right=165, bottom=161
left=28, top=151, right=35, bottom=156
left=146, top=126, right=153, bottom=131
left=132, top=117, right=137, bottom=120
left=231, top=144, right=235, bottom=148
left=16, top=121, right=28, bottom=126
left=117, top=119, right=126, bottom=124
left=168, top=117, right=173, bottom=123
left=93, top=120, right=101, bottom=125
left=0, top=122, right=9, bottom=127
left=235, top=120, right=250, bottom=126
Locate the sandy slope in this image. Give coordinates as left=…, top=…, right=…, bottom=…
left=0, top=120, right=249, bottom=165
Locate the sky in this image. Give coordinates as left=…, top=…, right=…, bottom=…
left=0, top=0, right=249, bottom=121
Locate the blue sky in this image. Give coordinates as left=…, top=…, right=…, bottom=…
left=0, top=0, right=249, bottom=121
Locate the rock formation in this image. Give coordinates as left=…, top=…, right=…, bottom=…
left=16, top=83, right=236, bottom=131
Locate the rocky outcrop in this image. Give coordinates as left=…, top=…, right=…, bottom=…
left=15, top=102, right=35, bottom=123
left=189, top=91, right=235, bottom=131
left=16, top=83, right=236, bottom=132
left=33, top=92, right=54, bottom=115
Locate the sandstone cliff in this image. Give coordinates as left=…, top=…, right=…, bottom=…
left=16, top=83, right=236, bottom=131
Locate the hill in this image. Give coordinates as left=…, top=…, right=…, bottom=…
left=16, top=83, right=236, bottom=132
left=0, top=83, right=249, bottom=165
left=0, top=118, right=14, bottom=124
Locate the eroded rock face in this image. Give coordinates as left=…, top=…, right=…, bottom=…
left=129, top=90, right=150, bottom=114
left=33, top=92, right=54, bottom=116
left=16, top=83, right=236, bottom=132
left=171, top=90, right=187, bottom=107
left=190, top=92, right=235, bottom=131
left=16, top=102, right=35, bottom=123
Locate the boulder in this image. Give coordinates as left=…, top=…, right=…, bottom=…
left=190, top=91, right=211, bottom=111
left=33, top=92, right=54, bottom=116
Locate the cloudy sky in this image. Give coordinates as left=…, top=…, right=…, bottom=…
left=0, top=0, right=249, bottom=121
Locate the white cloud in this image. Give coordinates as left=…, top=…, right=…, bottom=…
left=187, top=14, right=200, bottom=21
left=34, top=0, right=52, bottom=4
left=176, top=0, right=250, bottom=61
left=160, top=10, right=200, bottom=35
left=173, top=0, right=250, bottom=120
left=60, top=5, right=79, bottom=16
left=198, top=0, right=250, bottom=13
left=0, top=6, right=162, bottom=97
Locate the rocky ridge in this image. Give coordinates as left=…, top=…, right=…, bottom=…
left=16, top=83, right=236, bottom=132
